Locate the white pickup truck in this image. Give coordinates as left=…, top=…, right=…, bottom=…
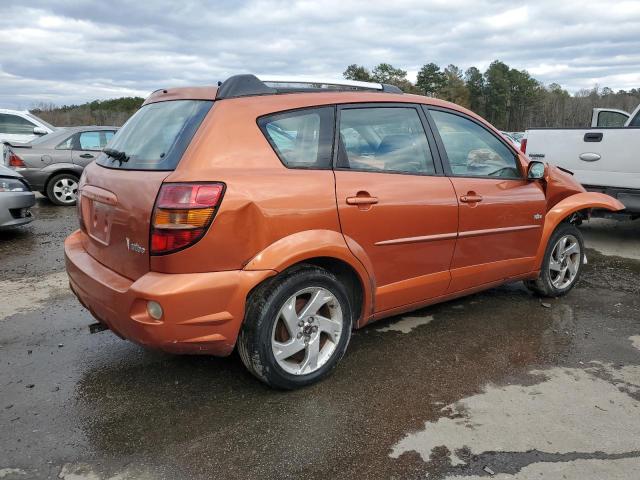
left=523, top=104, right=640, bottom=217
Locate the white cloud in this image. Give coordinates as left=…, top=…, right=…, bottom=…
left=1, top=0, right=639, bottom=108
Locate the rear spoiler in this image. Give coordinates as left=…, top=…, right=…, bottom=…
left=1, top=140, right=31, bottom=149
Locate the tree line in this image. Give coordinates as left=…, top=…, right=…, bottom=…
left=31, top=97, right=145, bottom=127
left=29, top=62, right=640, bottom=131
left=344, top=61, right=640, bottom=131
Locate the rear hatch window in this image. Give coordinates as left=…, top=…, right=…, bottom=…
left=96, top=100, right=212, bottom=170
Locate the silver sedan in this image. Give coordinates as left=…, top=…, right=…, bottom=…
left=4, top=126, right=116, bottom=206
left=0, top=164, right=35, bottom=229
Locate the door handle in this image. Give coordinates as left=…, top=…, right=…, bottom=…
left=579, top=152, right=601, bottom=162
left=460, top=194, right=483, bottom=203
left=79, top=153, right=94, bottom=159
left=584, top=132, right=603, bottom=142
left=346, top=196, right=379, bottom=205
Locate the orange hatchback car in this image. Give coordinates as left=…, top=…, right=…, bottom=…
left=65, top=75, right=623, bottom=388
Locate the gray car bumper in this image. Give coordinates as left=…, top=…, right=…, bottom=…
left=0, top=191, right=36, bottom=229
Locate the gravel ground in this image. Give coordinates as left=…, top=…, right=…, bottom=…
left=1, top=197, right=639, bottom=479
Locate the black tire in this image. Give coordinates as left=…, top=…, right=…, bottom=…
left=525, top=222, right=585, bottom=297
left=238, top=265, right=353, bottom=389
left=46, top=173, right=79, bottom=206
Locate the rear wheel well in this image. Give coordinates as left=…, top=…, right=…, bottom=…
left=44, top=169, right=79, bottom=192
left=244, top=257, right=365, bottom=325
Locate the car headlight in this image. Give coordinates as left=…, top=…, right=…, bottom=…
left=0, top=177, right=29, bottom=192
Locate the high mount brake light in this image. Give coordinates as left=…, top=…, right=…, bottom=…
left=151, top=183, right=224, bottom=255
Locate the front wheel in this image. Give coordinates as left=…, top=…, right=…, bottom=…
left=238, top=265, right=353, bottom=389
left=525, top=223, right=585, bottom=297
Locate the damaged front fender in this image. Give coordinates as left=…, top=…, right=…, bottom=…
left=534, top=192, right=625, bottom=270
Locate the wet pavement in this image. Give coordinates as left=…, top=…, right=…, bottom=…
left=1, top=198, right=639, bottom=479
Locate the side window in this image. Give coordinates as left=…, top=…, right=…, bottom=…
left=598, top=111, right=628, bottom=127
left=629, top=111, right=640, bottom=127
left=259, top=107, right=334, bottom=169
left=0, top=114, right=37, bottom=135
left=102, top=131, right=115, bottom=147
left=430, top=110, right=521, bottom=178
left=337, top=107, right=435, bottom=175
left=78, top=131, right=102, bottom=151
left=57, top=134, right=75, bottom=150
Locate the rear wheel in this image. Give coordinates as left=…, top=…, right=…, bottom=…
left=238, top=265, right=352, bottom=389
left=46, top=173, right=79, bottom=206
left=525, top=223, right=584, bottom=297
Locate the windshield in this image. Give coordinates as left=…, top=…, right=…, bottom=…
left=96, top=100, right=212, bottom=170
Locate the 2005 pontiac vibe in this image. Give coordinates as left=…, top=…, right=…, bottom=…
left=64, top=75, right=624, bottom=389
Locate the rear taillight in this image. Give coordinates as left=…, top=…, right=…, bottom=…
left=520, top=138, right=527, bottom=154
left=7, top=151, right=25, bottom=167
left=150, top=183, right=224, bottom=255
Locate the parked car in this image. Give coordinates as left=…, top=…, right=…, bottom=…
left=500, top=131, right=521, bottom=150
left=0, top=164, right=35, bottom=229
left=523, top=103, right=640, bottom=217
left=4, top=126, right=116, bottom=205
left=64, top=75, right=623, bottom=389
left=0, top=109, right=56, bottom=144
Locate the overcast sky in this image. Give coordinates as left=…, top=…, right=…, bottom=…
left=2, top=0, right=640, bottom=109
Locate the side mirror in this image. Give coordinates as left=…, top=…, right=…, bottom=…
left=527, top=161, right=546, bottom=180
left=33, top=127, right=48, bottom=136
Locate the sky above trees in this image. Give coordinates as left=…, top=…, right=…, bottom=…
left=2, top=0, right=640, bottom=109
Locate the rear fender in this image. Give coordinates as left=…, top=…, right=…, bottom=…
left=243, top=229, right=374, bottom=325
left=535, top=192, right=625, bottom=269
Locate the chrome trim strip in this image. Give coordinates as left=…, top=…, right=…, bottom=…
left=375, top=224, right=540, bottom=246
left=458, top=224, right=540, bottom=239
left=375, top=232, right=458, bottom=246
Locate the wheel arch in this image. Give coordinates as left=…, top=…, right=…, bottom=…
left=534, top=192, right=624, bottom=270
left=43, top=167, right=81, bottom=192
left=243, top=230, right=374, bottom=326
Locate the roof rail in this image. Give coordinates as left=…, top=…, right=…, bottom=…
left=215, top=74, right=403, bottom=99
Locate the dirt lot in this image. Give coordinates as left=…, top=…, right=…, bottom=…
left=1, top=198, right=639, bottom=480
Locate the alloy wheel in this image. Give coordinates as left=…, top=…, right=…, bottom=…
left=271, top=286, right=343, bottom=376
left=52, top=177, right=78, bottom=204
left=549, top=234, right=581, bottom=289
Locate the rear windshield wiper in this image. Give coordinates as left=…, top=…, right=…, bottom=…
left=103, top=148, right=129, bottom=166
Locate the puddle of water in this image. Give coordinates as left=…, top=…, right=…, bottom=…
left=390, top=365, right=640, bottom=466
left=444, top=457, right=640, bottom=480
left=0, top=469, right=27, bottom=479
left=0, top=271, right=69, bottom=320
left=58, top=463, right=155, bottom=480
left=377, top=315, right=434, bottom=334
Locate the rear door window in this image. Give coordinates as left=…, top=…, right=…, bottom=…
left=337, top=107, right=436, bottom=175
left=96, top=100, right=212, bottom=170
left=258, top=107, right=334, bottom=169
left=78, top=131, right=102, bottom=150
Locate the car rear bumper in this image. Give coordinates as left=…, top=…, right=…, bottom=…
left=0, top=191, right=35, bottom=229
left=64, top=230, right=275, bottom=356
